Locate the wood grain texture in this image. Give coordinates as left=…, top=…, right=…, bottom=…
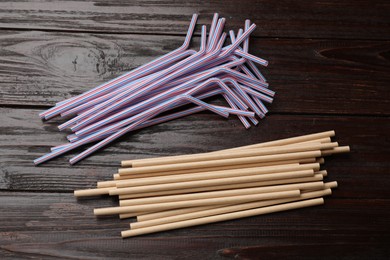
left=0, top=0, right=389, bottom=40
left=0, top=191, right=389, bottom=259
left=0, top=0, right=389, bottom=258
left=0, top=30, right=389, bottom=114
left=0, top=108, right=389, bottom=199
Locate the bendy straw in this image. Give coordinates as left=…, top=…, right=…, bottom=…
left=35, top=13, right=273, bottom=165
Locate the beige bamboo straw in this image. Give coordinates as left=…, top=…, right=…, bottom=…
left=318, top=170, right=327, bottom=177
left=120, top=206, right=217, bottom=220
left=112, top=157, right=318, bottom=182
left=116, top=163, right=319, bottom=189
left=316, top=158, right=325, bottom=164
left=323, top=181, right=337, bottom=189
left=132, top=181, right=330, bottom=221
left=221, top=131, right=335, bottom=151
left=118, top=173, right=324, bottom=199
left=121, top=132, right=334, bottom=167
left=111, top=169, right=314, bottom=196
left=122, top=137, right=331, bottom=167
left=125, top=142, right=337, bottom=168
left=137, top=183, right=336, bottom=222
left=118, top=150, right=322, bottom=176
left=75, top=172, right=325, bottom=199
left=136, top=206, right=225, bottom=222
left=118, top=212, right=139, bottom=218
left=132, top=188, right=332, bottom=229
left=74, top=187, right=113, bottom=197
left=95, top=189, right=301, bottom=215
left=321, top=146, right=350, bottom=156
left=119, top=179, right=337, bottom=221
left=119, top=181, right=324, bottom=206
left=121, top=198, right=324, bottom=238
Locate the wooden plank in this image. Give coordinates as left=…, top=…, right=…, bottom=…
left=0, top=107, right=389, bottom=199
left=218, top=242, right=390, bottom=259
left=0, top=0, right=389, bottom=40
left=0, top=191, right=388, bottom=259
left=0, top=30, right=389, bottom=114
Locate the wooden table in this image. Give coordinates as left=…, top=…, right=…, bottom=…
left=0, top=1, right=389, bottom=259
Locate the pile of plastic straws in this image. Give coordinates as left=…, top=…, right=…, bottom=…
left=74, top=131, right=350, bottom=238
left=35, top=13, right=273, bottom=165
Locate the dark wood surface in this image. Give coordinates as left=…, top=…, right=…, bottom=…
left=0, top=1, right=389, bottom=259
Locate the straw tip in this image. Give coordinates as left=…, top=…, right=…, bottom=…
left=33, top=159, right=41, bottom=166
left=121, top=230, right=131, bottom=238
left=69, top=158, right=77, bottom=165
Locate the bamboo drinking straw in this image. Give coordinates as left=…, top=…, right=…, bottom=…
left=110, top=169, right=315, bottom=196
left=113, top=157, right=319, bottom=181
left=321, top=146, right=350, bottom=156
left=119, top=181, right=324, bottom=206
left=222, top=131, right=335, bottom=151
left=95, top=190, right=301, bottom=215
left=122, top=136, right=331, bottom=168
left=120, top=206, right=217, bottom=220
left=119, top=177, right=330, bottom=221
left=117, top=174, right=324, bottom=200
left=115, top=163, right=319, bottom=188
left=74, top=187, right=113, bottom=197
left=74, top=172, right=325, bottom=198
left=121, top=198, right=324, bottom=238
left=118, top=151, right=323, bottom=175
left=72, top=131, right=349, bottom=238
left=121, top=131, right=334, bottom=167
left=136, top=181, right=337, bottom=222
left=132, top=188, right=332, bottom=229
left=127, top=141, right=336, bottom=167
left=123, top=180, right=330, bottom=220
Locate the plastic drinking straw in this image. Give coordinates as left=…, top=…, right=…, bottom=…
left=71, top=33, right=226, bottom=135
left=252, top=95, right=269, bottom=114
left=229, top=30, right=259, bottom=80
left=59, top=50, right=196, bottom=119
left=74, top=69, right=262, bottom=138
left=52, top=88, right=226, bottom=151
left=58, top=69, right=191, bottom=130
left=243, top=19, right=267, bottom=82
left=73, top=72, right=253, bottom=139
left=71, top=64, right=270, bottom=138
left=35, top=96, right=192, bottom=165
left=69, top=65, right=267, bottom=140
left=222, top=93, right=251, bottom=128
left=68, top=25, right=210, bottom=132
left=238, top=84, right=273, bottom=103
left=40, top=14, right=199, bottom=120
left=207, top=13, right=219, bottom=48
left=223, top=78, right=264, bottom=117
left=74, top=76, right=249, bottom=137
left=182, top=95, right=228, bottom=118
left=67, top=92, right=233, bottom=165
left=39, top=86, right=241, bottom=164
left=36, top=14, right=273, bottom=165
left=69, top=87, right=227, bottom=143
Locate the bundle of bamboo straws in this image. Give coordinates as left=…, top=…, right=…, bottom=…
left=74, top=130, right=349, bottom=238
